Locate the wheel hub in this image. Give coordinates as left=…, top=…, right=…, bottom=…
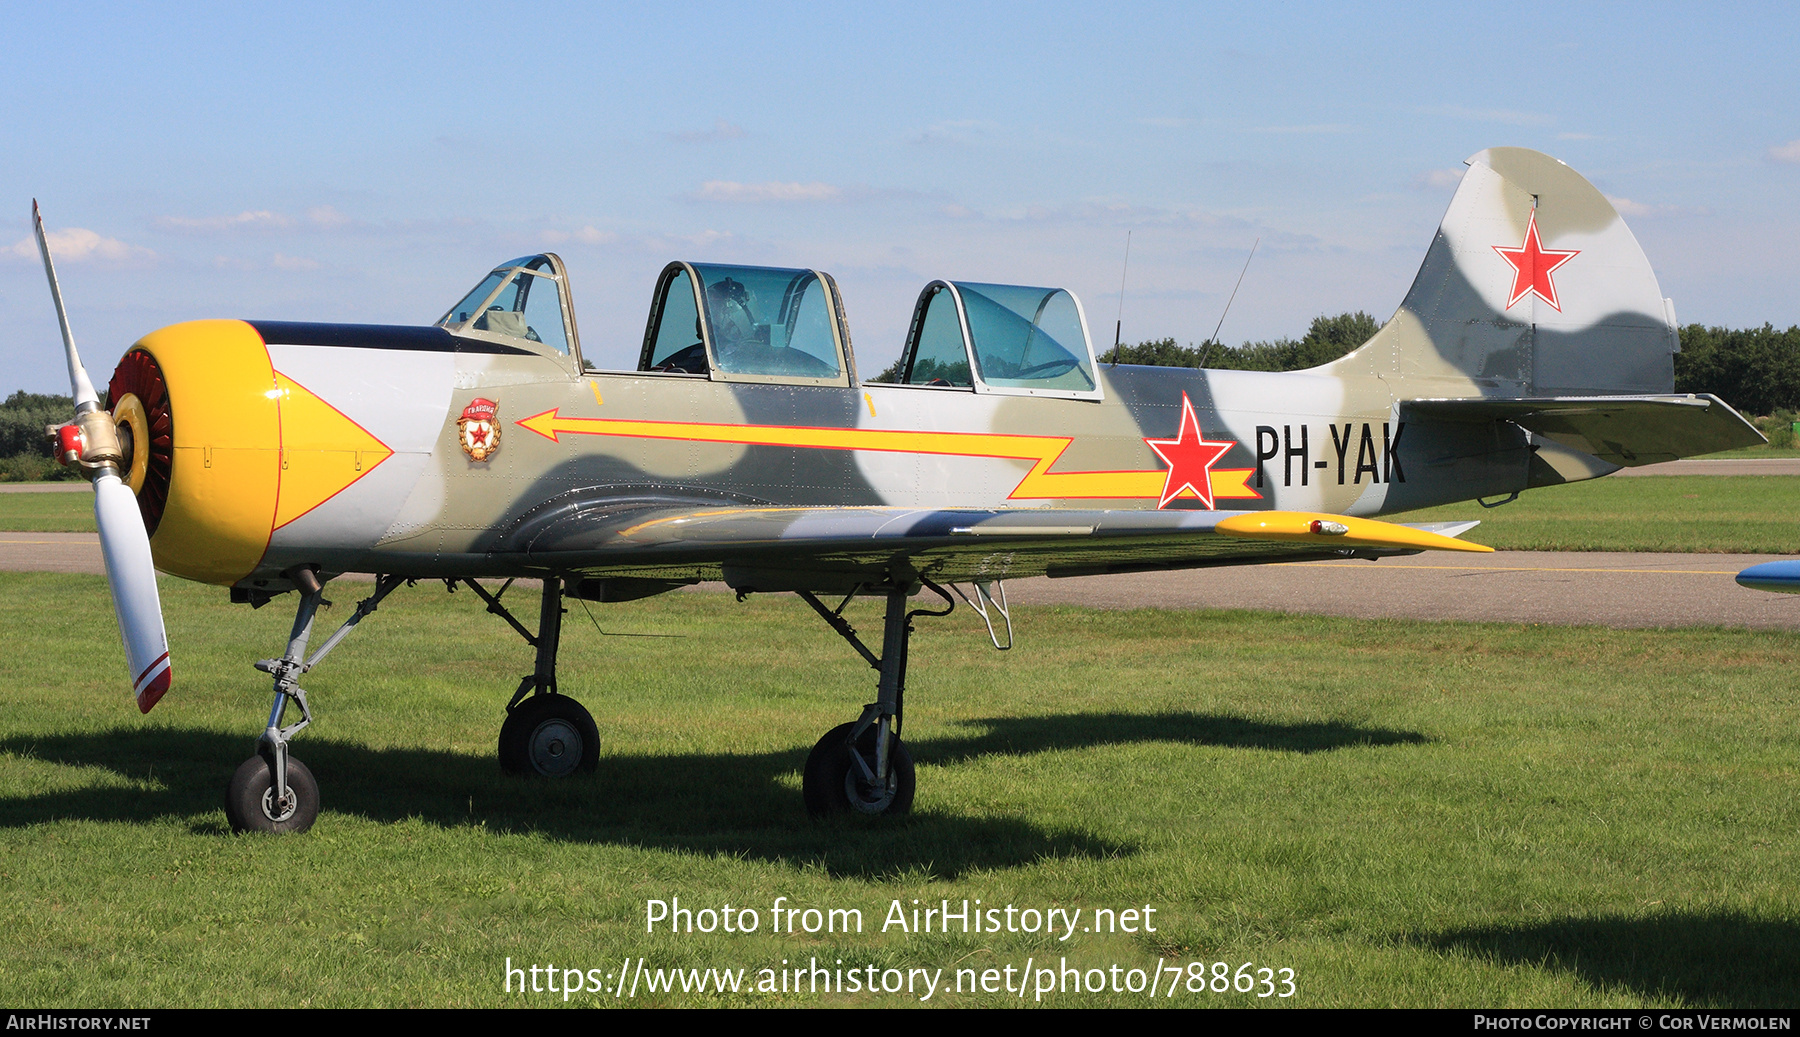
left=261, top=786, right=298, bottom=823
left=528, top=719, right=583, bottom=777
left=843, top=765, right=896, bottom=814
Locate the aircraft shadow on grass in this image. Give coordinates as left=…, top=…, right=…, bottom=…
left=1429, top=914, right=1800, bottom=1005
left=0, top=711, right=1424, bottom=879
left=921, top=712, right=1426, bottom=764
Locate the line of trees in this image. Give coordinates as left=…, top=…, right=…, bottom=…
left=1671, top=324, right=1800, bottom=418
left=1103, top=312, right=1382, bottom=371
left=0, top=391, right=81, bottom=481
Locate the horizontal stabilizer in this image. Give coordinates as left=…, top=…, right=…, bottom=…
left=1403, top=394, right=1763, bottom=466
left=1401, top=520, right=1483, bottom=540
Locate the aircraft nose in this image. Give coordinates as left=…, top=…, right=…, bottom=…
left=110, top=320, right=282, bottom=586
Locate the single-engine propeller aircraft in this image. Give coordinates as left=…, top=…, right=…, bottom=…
left=36, top=148, right=1763, bottom=833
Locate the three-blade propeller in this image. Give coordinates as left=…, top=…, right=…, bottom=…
left=33, top=201, right=172, bottom=711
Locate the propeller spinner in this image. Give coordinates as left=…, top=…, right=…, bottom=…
left=33, top=201, right=172, bottom=711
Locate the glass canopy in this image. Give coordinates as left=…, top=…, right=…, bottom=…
left=639, top=262, right=851, bottom=384
left=437, top=254, right=574, bottom=356
left=888, top=280, right=1099, bottom=398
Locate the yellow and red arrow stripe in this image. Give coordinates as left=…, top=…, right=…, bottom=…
left=515, top=409, right=1258, bottom=502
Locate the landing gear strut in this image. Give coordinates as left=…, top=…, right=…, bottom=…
left=228, top=569, right=404, bottom=834
left=470, top=576, right=599, bottom=778
left=797, top=581, right=951, bottom=819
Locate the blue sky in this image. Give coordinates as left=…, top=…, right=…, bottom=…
left=5, top=1, right=1798, bottom=394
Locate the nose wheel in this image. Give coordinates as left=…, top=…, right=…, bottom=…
left=225, top=572, right=405, bottom=835
left=226, top=754, right=319, bottom=834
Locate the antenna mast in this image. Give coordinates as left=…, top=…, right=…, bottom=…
left=1197, top=238, right=1257, bottom=369
left=1110, top=231, right=1131, bottom=365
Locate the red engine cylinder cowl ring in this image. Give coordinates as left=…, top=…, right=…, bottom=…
left=107, top=349, right=175, bottom=537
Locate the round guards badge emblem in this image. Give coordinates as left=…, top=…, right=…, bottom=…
left=458, top=398, right=501, bottom=462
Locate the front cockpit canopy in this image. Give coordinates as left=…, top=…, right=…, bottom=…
left=641, top=262, right=852, bottom=384
left=892, top=281, right=1099, bottom=397
left=438, top=254, right=576, bottom=356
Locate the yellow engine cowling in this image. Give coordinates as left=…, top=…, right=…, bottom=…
left=109, top=320, right=283, bottom=586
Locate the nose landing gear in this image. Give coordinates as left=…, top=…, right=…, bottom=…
left=227, top=569, right=404, bottom=834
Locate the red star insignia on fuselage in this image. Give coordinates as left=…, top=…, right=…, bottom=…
left=1144, top=392, right=1235, bottom=509
left=1492, top=210, right=1579, bottom=312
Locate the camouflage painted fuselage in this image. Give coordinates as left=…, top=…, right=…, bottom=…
left=102, top=148, right=1761, bottom=596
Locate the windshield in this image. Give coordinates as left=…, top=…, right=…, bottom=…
left=437, top=255, right=571, bottom=354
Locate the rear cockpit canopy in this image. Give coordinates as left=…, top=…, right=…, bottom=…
left=889, top=281, right=1099, bottom=398
left=437, top=254, right=579, bottom=357
left=640, top=262, right=854, bottom=386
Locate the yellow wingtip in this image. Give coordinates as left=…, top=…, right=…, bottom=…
left=1215, top=511, right=1493, bottom=553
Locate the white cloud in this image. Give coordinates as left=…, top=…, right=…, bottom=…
left=157, top=206, right=357, bottom=233
left=1768, top=140, right=1800, bottom=164
left=694, top=180, right=841, bottom=203
left=158, top=210, right=295, bottom=233
left=1250, top=124, right=1356, bottom=135
left=306, top=205, right=351, bottom=229
left=1420, top=104, right=1552, bottom=126
left=670, top=119, right=747, bottom=142
left=7, top=226, right=154, bottom=262
left=272, top=253, right=320, bottom=271
left=540, top=226, right=618, bottom=246
left=1413, top=168, right=1465, bottom=190
left=1604, top=195, right=1695, bottom=219
left=906, top=119, right=997, bottom=147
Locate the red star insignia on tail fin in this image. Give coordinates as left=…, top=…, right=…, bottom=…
left=1493, top=210, right=1579, bottom=312
left=1144, top=392, right=1235, bottom=509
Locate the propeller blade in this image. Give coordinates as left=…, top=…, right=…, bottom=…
left=95, top=472, right=171, bottom=711
left=32, top=200, right=99, bottom=410
left=34, top=201, right=174, bottom=711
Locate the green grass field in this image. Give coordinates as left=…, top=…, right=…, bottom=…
left=1700, top=447, right=1800, bottom=459
left=1391, top=476, right=1799, bottom=554
left=0, top=490, right=95, bottom=532
left=2, top=572, right=1797, bottom=1007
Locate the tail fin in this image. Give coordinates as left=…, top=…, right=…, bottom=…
left=1331, top=147, right=1677, bottom=397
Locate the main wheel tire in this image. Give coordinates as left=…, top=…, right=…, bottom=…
left=498, top=694, right=600, bottom=778
left=802, top=721, right=915, bottom=819
left=225, top=755, right=320, bottom=834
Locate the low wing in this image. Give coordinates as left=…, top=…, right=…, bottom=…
left=1403, top=394, right=1764, bottom=466
left=491, top=495, right=1488, bottom=590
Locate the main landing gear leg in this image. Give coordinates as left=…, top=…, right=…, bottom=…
left=484, top=576, right=599, bottom=778
left=799, top=581, right=952, bottom=819
left=226, top=569, right=405, bottom=834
